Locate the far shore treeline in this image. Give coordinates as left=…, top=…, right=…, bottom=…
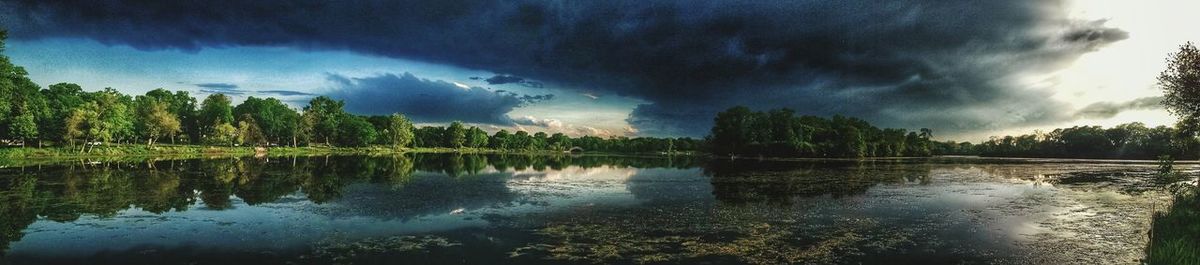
left=708, top=105, right=1200, bottom=160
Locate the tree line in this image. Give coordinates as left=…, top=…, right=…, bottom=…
left=0, top=84, right=703, bottom=153
left=707, top=106, right=935, bottom=157
left=972, top=123, right=1200, bottom=159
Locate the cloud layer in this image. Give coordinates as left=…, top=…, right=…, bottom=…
left=325, top=72, right=535, bottom=125
left=0, top=0, right=1130, bottom=137
left=1074, top=97, right=1164, bottom=119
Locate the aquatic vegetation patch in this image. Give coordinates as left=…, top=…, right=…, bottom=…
left=1017, top=188, right=1164, bottom=264
left=303, top=235, right=462, bottom=264
left=510, top=218, right=912, bottom=264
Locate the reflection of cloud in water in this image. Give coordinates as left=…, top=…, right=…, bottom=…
left=507, top=166, right=638, bottom=182
left=312, top=171, right=517, bottom=221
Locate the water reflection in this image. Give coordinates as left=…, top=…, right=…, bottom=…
left=0, top=155, right=1170, bottom=264
left=0, top=154, right=702, bottom=257
left=706, top=159, right=933, bottom=204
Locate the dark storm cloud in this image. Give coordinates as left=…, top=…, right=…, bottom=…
left=323, top=72, right=526, bottom=125
left=193, top=82, right=244, bottom=95
left=197, top=89, right=245, bottom=95
left=256, top=90, right=316, bottom=96
left=484, top=74, right=544, bottom=88
left=0, top=0, right=1129, bottom=137
left=1073, top=96, right=1163, bottom=119
left=194, top=83, right=238, bottom=90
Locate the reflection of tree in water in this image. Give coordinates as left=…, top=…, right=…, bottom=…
left=0, top=153, right=703, bottom=254
left=705, top=159, right=932, bottom=204
left=0, top=173, right=37, bottom=254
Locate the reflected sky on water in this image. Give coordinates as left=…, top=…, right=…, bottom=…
left=0, top=155, right=1177, bottom=264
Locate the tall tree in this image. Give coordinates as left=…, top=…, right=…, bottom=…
left=1160, top=42, right=1200, bottom=134
left=8, top=112, right=36, bottom=147
left=142, top=101, right=181, bottom=147
left=142, top=88, right=197, bottom=144
left=302, top=96, right=345, bottom=146
left=710, top=106, right=755, bottom=155
left=386, top=113, right=415, bottom=149
left=336, top=115, right=377, bottom=147
left=199, top=93, right=234, bottom=141
left=491, top=129, right=511, bottom=149
left=64, top=105, right=98, bottom=152
left=87, top=89, right=135, bottom=145
left=210, top=122, right=239, bottom=147
left=237, top=114, right=267, bottom=147
left=445, top=121, right=466, bottom=148
left=40, top=83, right=87, bottom=144
left=466, top=127, right=488, bottom=148
left=549, top=132, right=571, bottom=151
left=0, top=30, right=49, bottom=145
left=234, top=97, right=300, bottom=145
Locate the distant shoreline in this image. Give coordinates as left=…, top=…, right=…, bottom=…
left=0, top=144, right=702, bottom=161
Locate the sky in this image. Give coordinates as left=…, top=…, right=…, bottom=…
left=0, top=0, right=1196, bottom=141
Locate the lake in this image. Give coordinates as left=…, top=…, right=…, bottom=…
left=0, top=154, right=1181, bottom=264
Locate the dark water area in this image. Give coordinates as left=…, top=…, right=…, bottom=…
left=0, top=154, right=1183, bottom=264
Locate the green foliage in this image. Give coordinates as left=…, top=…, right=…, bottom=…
left=237, top=114, right=268, bottom=147
left=141, top=101, right=181, bottom=146
left=199, top=93, right=234, bottom=137
left=209, top=122, right=239, bottom=146
left=234, top=97, right=299, bottom=146
left=466, top=126, right=488, bottom=148
left=490, top=129, right=511, bottom=149
left=63, top=105, right=96, bottom=146
left=39, top=83, right=87, bottom=142
left=93, top=88, right=137, bottom=143
left=139, top=88, right=197, bottom=143
left=548, top=132, right=570, bottom=151
left=336, top=115, right=377, bottom=147
left=1160, top=42, right=1200, bottom=127
left=977, top=123, right=1200, bottom=159
left=445, top=121, right=467, bottom=148
left=414, top=126, right=446, bottom=148
left=9, top=112, right=36, bottom=144
left=385, top=113, right=415, bottom=149
left=302, top=96, right=346, bottom=146
left=708, top=106, right=930, bottom=158
left=1147, top=180, right=1200, bottom=265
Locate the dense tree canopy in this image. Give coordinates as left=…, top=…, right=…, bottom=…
left=301, top=96, right=345, bottom=146
left=234, top=97, right=299, bottom=146
left=974, top=123, right=1199, bottom=159
left=198, top=93, right=234, bottom=141
left=384, top=114, right=415, bottom=149
left=708, top=106, right=933, bottom=158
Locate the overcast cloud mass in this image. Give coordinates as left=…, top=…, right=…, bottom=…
left=0, top=0, right=1137, bottom=137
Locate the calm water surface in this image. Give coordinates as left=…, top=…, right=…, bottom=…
left=0, top=154, right=1182, bottom=264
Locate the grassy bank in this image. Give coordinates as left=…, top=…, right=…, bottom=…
left=1147, top=185, right=1200, bottom=265
left=0, top=144, right=579, bottom=160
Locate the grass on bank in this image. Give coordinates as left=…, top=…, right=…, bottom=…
left=0, top=144, right=580, bottom=160
left=1147, top=156, right=1200, bottom=265
left=1147, top=187, right=1199, bottom=265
